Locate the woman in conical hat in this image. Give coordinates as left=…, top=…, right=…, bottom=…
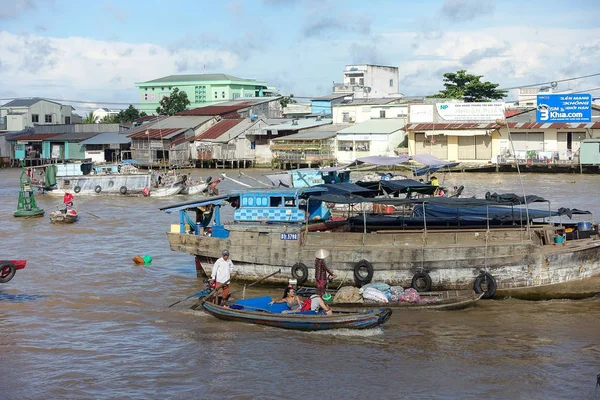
left=314, top=249, right=335, bottom=295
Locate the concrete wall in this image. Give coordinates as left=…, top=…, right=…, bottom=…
left=332, top=104, right=408, bottom=124
left=1, top=101, right=73, bottom=130
left=336, top=130, right=403, bottom=163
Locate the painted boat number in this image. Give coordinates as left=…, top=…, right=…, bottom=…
left=280, top=233, right=298, bottom=240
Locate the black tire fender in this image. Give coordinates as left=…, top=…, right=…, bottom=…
left=0, top=261, right=17, bottom=283
left=73, top=186, right=81, bottom=194
left=353, top=260, right=374, bottom=285
left=94, top=185, right=102, bottom=194
left=473, top=272, right=497, bottom=299
left=411, top=272, right=432, bottom=292
left=119, top=186, right=128, bottom=195
left=291, top=263, right=308, bottom=285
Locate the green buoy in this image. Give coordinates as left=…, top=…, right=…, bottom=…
left=14, top=165, right=45, bottom=218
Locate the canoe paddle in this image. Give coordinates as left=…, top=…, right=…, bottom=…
left=169, top=279, right=231, bottom=308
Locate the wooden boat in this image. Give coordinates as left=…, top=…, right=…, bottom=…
left=332, top=291, right=484, bottom=311
left=0, top=260, right=26, bottom=283
left=49, top=209, right=79, bottom=224
left=195, top=295, right=393, bottom=331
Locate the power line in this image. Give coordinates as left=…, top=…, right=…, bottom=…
left=498, top=72, right=600, bottom=91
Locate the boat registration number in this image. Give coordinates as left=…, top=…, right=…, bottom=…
left=280, top=233, right=298, bottom=240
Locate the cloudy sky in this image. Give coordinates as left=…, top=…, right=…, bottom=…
left=0, top=0, right=599, bottom=113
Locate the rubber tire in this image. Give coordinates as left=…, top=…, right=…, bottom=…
left=353, top=260, right=374, bottom=285
left=291, top=263, right=309, bottom=286
left=108, top=181, right=115, bottom=188
left=411, top=272, right=432, bottom=292
left=0, top=261, right=17, bottom=283
left=94, top=185, right=102, bottom=194
left=74, top=186, right=81, bottom=194
left=473, top=272, right=497, bottom=299
left=119, top=186, right=128, bottom=195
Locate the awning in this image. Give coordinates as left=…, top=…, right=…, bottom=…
left=159, top=195, right=231, bottom=213
left=424, top=130, right=491, bottom=137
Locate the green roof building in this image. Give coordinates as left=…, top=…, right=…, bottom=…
left=134, top=73, right=269, bottom=114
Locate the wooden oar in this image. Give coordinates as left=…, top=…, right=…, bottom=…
left=168, top=291, right=208, bottom=308
left=82, top=210, right=101, bottom=219
left=227, top=269, right=281, bottom=299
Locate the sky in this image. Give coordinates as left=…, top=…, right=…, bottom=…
left=0, top=0, right=599, bottom=114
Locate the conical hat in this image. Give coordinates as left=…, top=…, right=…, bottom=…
left=315, top=249, right=330, bottom=259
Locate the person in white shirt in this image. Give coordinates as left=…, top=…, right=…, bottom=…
left=210, top=249, right=232, bottom=304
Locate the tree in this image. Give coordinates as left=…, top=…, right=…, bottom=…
left=82, top=113, right=97, bottom=124
left=115, top=105, right=146, bottom=123
left=280, top=94, right=297, bottom=108
left=156, top=88, right=191, bottom=115
left=428, top=70, right=507, bottom=102
left=100, top=114, right=119, bottom=124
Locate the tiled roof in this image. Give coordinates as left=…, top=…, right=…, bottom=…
left=405, top=123, right=500, bottom=130
left=177, top=102, right=254, bottom=116
left=1, top=97, right=62, bottom=108
left=195, top=119, right=244, bottom=140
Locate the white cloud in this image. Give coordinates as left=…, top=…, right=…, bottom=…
left=0, top=32, right=240, bottom=104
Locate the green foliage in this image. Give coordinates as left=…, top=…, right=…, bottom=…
left=280, top=94, right=297, bottom=108
left=428, top=70, right=507, bottom=102
left=82, top=113, right=97, bottom=124
left=100, top=114, right=119, bottom=124
left=116, top=105, right=144, bottom=123
left=156, top=88, right=191, bottom=115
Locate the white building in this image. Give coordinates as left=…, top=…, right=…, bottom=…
left=92, top=108, right=120, bottom=123
left=509, top=86, right=572, bottom=109
left=335, top=118, right=407, bottom=163
left=332, top=98, right=408, bottom=124
left=333, top=64, right=402, bottom=99
left=0, top=98, right=76, bottom=131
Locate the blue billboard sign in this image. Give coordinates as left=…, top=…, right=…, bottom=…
left=536, top=94, right=591, bottom=123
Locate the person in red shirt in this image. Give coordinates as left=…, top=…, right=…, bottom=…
left=314, top=249, right=335, bottom=296
left=63, top=192, right=74, bottom=205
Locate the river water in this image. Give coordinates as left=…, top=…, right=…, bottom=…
left=1, top=167, right=599, bottom=399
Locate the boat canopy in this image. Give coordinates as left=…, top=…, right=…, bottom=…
left=315, top=182, right=377, bottom=197
left=159, top=194, right=231, bottom=213
left=356, top=179, right=438, bottom=195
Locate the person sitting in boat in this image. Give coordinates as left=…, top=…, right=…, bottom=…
left=63, top=192, right=74, bottom=206
left=430, top=176, right=439, bottom=187
left=307, top=293, right=333, bottom=315
left=65, top=202, right=76, bottom=216
left=269, top=286, right=303, bottom=313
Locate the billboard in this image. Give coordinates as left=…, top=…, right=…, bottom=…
left=409, top=104, right=434, bottom=123
left=436, top=102, right=505, bottom=121
left=536, top=94, right=591, bottom=123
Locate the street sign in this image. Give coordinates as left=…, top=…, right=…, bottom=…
left=536, top=94, right=591, bottom=123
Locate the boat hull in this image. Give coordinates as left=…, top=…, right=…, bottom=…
left=46, top=175, right=152, bottom=196
left=49, top=210, right=78, bottom=224
left=166, top=225, right=600, bottom=300
left=333, top=292, right=484, bottom=310
left=200, top=301, right=392, bottom=331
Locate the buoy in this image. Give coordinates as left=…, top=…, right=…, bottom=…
left=132, top=255, right=144, bottom=265
left=143, top=255, right=152, bottom=265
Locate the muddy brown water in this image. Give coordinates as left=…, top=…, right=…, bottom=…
left=1, top=168, right=599, bottom=399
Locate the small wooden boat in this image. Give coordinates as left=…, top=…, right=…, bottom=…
left=332, top=291, right=484, bottom=311
left=0, top=259, right=26, bottom=283
left=49, top=209, right=79, bottom=224
left=195, top=295, right=393, bottom=331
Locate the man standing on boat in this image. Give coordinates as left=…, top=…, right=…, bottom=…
left=210, top=250, right=232, bottom=304
left=314, top=249, right=335, bottom=296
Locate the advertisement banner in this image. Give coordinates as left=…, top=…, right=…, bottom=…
left=536, top=94, right=591, bottom=123
left=436, top=102, right=505, bottom=121
left=409, top=104, right=434, bottom=123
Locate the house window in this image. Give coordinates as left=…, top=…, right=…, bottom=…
left=350, top=78, right=356, bottom=84
left=144, top=94, right=148, bottom=100
left=45, top=114, right=52, bottom=123
left=222, top=91, right=225, bottom=98
left=233, top=93, right=240, bottom=100
left=342, top=112, right=350, bottom=122
left=356, top=141, right=370, bottom=152
left=338, top=141, right=353, bottom=151
left=32, top=114, right=39, bottom=123
left=389, top=79, right=394, bottom=87
left=379, top=110, right=386, bottom=118
left=214, top=91, right=218, bottom=98
left=359, top=78, right=364, bottom=86
left=65, top=117, right=71, bottom=124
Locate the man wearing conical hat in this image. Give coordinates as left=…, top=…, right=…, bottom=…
left=314, top=249, right=335, bottom=296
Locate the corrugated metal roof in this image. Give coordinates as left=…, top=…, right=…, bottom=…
left=177, top=102, right=254, bottom=116
left=140, top=74, right=261, bottom=84
left=50, top=131, right=103, bottom=142
left=272, top=130, right=336, bottom=141
left=128, top=128, right=183, bottom=139
left=1, top=97, right=62, bottom=108
left=336, top=98, right=398, bottom=106
left=301, top=123, right=352, bottom=133
left=338, top=118, right=406, bottom=134
left=266, top=118, right=333, bottom=131
left=126, top=116, right=212, bottom=137
left=195, top=119, right=244, bottom=141
left=9, top=133, right=60, bottom=141
left=406, top=122, right=600, bottom=130
left=311, top=93, right=349, bottom=101
left=80, top=132, right=131, bottom=145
